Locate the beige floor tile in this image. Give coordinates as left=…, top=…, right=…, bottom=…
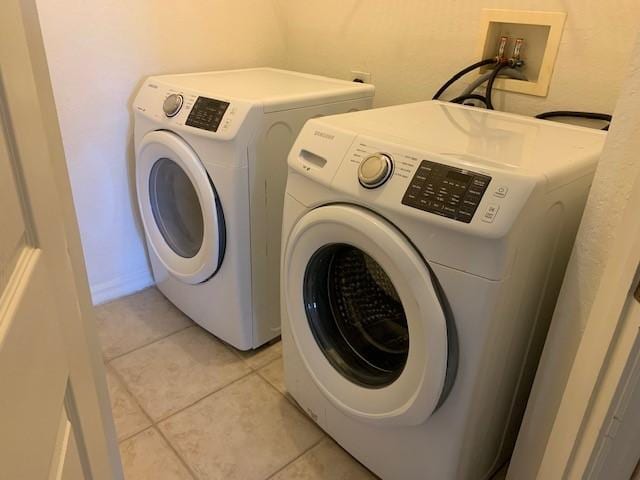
left=237, top=339, right=282, bottom=370
left=105, top=367, right=151, bottom=441
left=111, top=326, right=251, bottom=420
left=96, top=288, right=192, bottom=360
left=159, top=374, right=323, bottom=480
left=119, top=427, right=193, bottom=480
left=272, top=438, right=377, bottom=480
left=258, top=357, right=286, bottom=394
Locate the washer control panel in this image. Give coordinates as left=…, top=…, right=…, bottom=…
left=185, top=96, right=230, bottom=132
left=402, top=160, right=492, bottom=223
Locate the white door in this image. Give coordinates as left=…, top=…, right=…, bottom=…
left=283, top=204, right=455, bottom=427
left=136, top=130, right=225, bottom=284
left=0, top=1, right=121, bottom=478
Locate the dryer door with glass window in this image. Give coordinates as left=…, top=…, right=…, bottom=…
left=136, top=130, right=225, bottom=284
left=283, top=204, right=456, bottom=426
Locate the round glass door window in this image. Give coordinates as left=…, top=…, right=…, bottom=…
left=303, top=244, right=409, bottom=388
left=148, top=158, right=204, bottom=258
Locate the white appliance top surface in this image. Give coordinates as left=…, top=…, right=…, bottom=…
left=152, top=67, right=373, bottom=103
left=317, top=100, right=606, bottom=180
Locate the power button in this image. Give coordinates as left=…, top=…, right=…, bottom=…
left=494, top=186, right=508, bottom=198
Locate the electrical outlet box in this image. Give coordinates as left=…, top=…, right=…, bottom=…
left=477, top=9, right=566, bottom=97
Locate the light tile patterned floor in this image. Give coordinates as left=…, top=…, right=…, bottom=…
left=97, top=288, right=378, bottom=480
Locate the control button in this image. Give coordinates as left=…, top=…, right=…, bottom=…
left=358, top=153, right=393, bottom=189
left=494, top=185, right=509, bottom=198
left=482, top=203, right=500, bottom=223
left=163, top=93, right=183, bottom=117
left=457, top=210, right=473, bottom=223
left=405, top=193, right=418, bottom=203
left=472, top=177, right=489, bottom=188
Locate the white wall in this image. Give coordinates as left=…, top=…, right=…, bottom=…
left=278, top=0, right=640, bottom=116
left=36, top=0, right=287, bottom=303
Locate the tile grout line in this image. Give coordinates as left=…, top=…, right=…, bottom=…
left=225, top=338, right=283, bottom=372
left=106, top=364, right=155, bottom=433
left=255, top=359, right=289, bottom=398
left=153, top=371, right=282, bottom=480
left=109, top=365, right=199, bottom=479
left=116, top=424, right=152, bottom=445
left=102, top=309, right=287, bottom=478
left=258, top=367, right=382, bottom=480
left=105, top=323, right=195, bottom=364
left=152, top=369, right=256, bottom=425
left=108, top=364, right=155, bottom=425
left=265, top=436, right=326, bottom=480
left=106, top=326, right=280, bottom=425
left=254, top=359, right=313, bottom=415
left=252, top=367, right=331, bottom=480
left=153, top=425, right=200, bottom=480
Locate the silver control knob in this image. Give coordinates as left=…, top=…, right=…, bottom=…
left=358, top=153, right=393, bottom=188
left=163, top=94, right=183, bottom=117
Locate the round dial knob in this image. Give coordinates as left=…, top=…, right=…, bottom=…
left=358, top=153, right=393, bottom=188
left=163, top=94, right=183, bottom=117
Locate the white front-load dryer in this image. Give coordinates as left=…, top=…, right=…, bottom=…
left=280, top=101, right=606, bottom=479
left=133, top=68, right=374, bottom=350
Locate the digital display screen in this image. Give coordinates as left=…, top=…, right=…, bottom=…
left=401, top=160, right=491, bottom=223
left=185, top=96, right=230, bottom=132
left=446, top=170, right=472, bottom=183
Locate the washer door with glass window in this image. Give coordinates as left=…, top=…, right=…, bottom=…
left=136, top=130, right=225, bottom=285
left=283, top=204, right=452, bottom=427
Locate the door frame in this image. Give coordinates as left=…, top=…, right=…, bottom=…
left=14, top=0, right=121, bottom=477
left=523, top=39, right=640, bottom=478
left=532, top=168, right=640, bottom=479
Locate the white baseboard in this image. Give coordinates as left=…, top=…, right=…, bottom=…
left=90, top=267, right=154, bottom=305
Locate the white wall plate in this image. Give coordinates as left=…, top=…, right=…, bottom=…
left=477, top=9, right=567, bottom=97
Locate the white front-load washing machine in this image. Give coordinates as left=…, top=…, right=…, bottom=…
left=133, top=68, right=373, bottom=350
left=280, top=101, right=606, bottom=479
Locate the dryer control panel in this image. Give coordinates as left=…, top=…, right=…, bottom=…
left=185, top=96, right=230, bottom=132
left=402, top=161, right=491, bottom=223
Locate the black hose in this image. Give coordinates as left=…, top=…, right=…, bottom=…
left=535, top=111, right=612, bottom=121
left=535, top=111, right=612, bottom=131
left=485, top=62, right=509, bottom=110
left=450, top=94, right=488, bottom=107
left=433, top=58, right=497, bottom=100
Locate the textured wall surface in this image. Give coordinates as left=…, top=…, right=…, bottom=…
left=510, top=33, right=640, bottom=479
left=277, top=0, right=640, bottom=116
left=36, top=0, right=287, bottom=303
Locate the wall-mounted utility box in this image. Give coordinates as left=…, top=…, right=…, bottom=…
left=477, top=9, right=566, bottom=97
